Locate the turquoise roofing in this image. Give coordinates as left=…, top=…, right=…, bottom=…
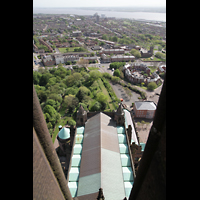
left=58, top=127, right=70, bottom=139
left=140, top=143, right=146, bottom=151
left=117, top=125, right=134, bottom=198
left=68, top=126, right=85, bottom=197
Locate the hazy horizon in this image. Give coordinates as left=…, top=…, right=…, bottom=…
left=33, top=0, right=166, bottom=8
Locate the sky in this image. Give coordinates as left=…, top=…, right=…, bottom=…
left=33, top=0, right=166, bottom=8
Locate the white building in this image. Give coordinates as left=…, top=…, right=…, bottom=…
left=55, top=55, right=64, bottom=65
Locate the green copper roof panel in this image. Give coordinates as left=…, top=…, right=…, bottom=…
left=77, top=126, right=85, bottom=134
left=120, top=154, right=131, bottom=167
left=69, top=167, right=80, bottom=182
left=122, top=167, right=134, bottom=181
left=117, top=126, right=125, bottom=134
left=119, top=144, right=129, bottom=154
left=71, top=155, right=81, bottom=167
left=118, top=134, right=127, bottom=144
left=124, top=182, right=134, bottom=198
left=68, top=182, right=78, bottom=197
left=73, top=144, right=82, bottom=154
left=58, top=127, right=70, bottom=139
left=140, top=143, right=146, bottom=151
left=75, top=134, right=83, bottom=144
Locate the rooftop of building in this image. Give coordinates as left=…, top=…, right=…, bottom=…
left=68, top=111, right=134, bottom=199
left=58, top=127, right=70, bottom=140
left=134, top=101, right=156, bottom=111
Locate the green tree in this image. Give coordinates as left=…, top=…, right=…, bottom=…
left=91, top=101, right=101, bottom=111
left=147, top=82, right=157, bottom=91
left=96, top=92, right=108, bottom=110
left=112, top=36, right=118, bottom=42
left=63, top=94, right=79, bottom=113
left=113, top=69, right=120, bottom=77
left=111, top=76, right=120, bottom=83
left=102, top=34, right=108, bottom=40
left=45, top=99, right=60, bottom=111
left=33, top=71, right=42, bottom=85
left=76, top=86, right=91, bottom=102
left=39, top=73, right=53, bottom=86
left=130, top=49, right=141, bottom=58
left=43, top=105, right=57, bottom=118
left=89, top=71, right=102, bottom=83
left=68, top=119, right=76, bottom=126
left=66, top=47, right=69, bottom=52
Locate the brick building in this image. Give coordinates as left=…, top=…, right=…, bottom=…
left=140, top=46, right=153, bottom=58
left=123, top=63, right=160, bottom=85
left=42, top=55, right=56, bottom=66
left=133, top=101, right=156, bottom=119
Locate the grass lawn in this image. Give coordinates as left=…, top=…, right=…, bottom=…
left=148, top=66, right=157, bottom=73
left=97, top=79, right=115, bottom=110
left=88, top=66, right=99, bottom=70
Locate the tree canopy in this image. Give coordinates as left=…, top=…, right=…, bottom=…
left=147, top=82, right=157, bottom=91
left=33, top=66, right=116, bottom=136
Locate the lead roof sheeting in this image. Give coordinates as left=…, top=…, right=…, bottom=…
left=101, top=148, right=125, bottom=199
left=76, top=112, right=131, bottom=199
left=77, top=173, right=101, bottom=197
left=100, top=113, right=119, bottom=153
left=79, top=114, right=101, bottom=178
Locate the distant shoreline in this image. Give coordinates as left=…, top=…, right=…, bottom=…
left=33, top=7, right=166, bottom=14
left=33, top=7, right=166, bottom=22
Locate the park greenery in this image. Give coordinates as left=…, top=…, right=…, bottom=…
left=33, top=64, right=120, bottom=141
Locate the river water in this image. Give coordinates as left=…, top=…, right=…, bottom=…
left=33, top=8, right=166, bottom=22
